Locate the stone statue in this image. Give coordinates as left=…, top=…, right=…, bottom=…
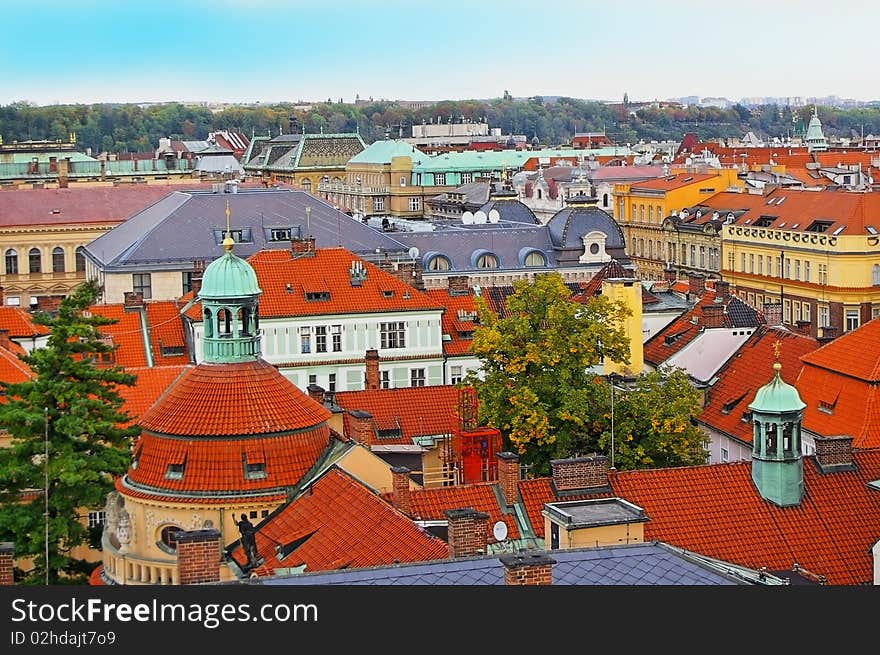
left=237, top=514, right=259, bottom=569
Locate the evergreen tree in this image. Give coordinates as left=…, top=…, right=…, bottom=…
left=0, top=280, right=138, bottom=584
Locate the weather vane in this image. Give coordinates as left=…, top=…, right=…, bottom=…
left=772, top=339, right=782, bottom=361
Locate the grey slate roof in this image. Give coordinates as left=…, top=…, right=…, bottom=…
left=477, top=197, right=541, bottom=225
left=252, top=542, right=770, bottom=585
left=547, top=202, right=629, bottom=265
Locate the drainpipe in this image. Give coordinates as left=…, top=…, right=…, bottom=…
left=139, top=307, right=154, bottom=367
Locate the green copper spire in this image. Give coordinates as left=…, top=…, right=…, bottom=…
left=198, top=200, right=263, bottom=363
left=748, top=341, right=806, bottom=507
left=804, top=106, right=828, bottom=152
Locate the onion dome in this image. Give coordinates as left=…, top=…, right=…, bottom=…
left=748, top=362, right=806, bottom=414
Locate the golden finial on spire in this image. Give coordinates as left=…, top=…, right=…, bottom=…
left=223, top=199, right=235, bottom=252
left=772, top=339, right=782, bottom=372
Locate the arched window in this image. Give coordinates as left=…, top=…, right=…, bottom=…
left=638, top=239, right=644, bottom=256
left=476, top=253, right=499, bottom=269
left=253, top=304, right=260, bottom=331
left=204, top=308, right=213, bottom=338
left=523, top=251, right=546, bottom=267
left=648, top=206, right=654, bottom=223
left=639, top=205, right=645, bottom=221
left=75, top=247, right=86, bottom=273
left=5, top=249, right=17, bottom=275
left=301, top=178, right=312, bottom=192
left=648, top=241, right=654, bottom=259
left=217, top=308, right=232, bottom=336
left=240, top=307, right=252, bottom=336
left=427, top=255, right=450, bottom=271
left=602, top=193, right=609, bottom=207
left=52, top=247, right=65, bottom=273
left=28, top=248, right=41, bottom=274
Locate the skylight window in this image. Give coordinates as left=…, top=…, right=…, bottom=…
left=832, top=226, right=846, bottom=235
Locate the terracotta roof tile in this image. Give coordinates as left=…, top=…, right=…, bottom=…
left=334, top=385, right=461, bottom=444
left=630, top=173, right=718, bottom=192
left=733, top=188, right=880, bottom=235
left=0, top=307, right=49, bottom=337
left=231, top=467, right=448, bottom=575
left=800, top=317, right=880, bottom=382
left=89, top=301, right=190, bottom=368
left=248, top=248, right=444, bottom=318
left=138, top=359, right=331, bottom=436
left=116, top=365, right=190, bottom=426
left=0, top=345, right=34, bottom=388
left=408, top=483, right=519, bottom=542
left=517, top=478, right=611, bottom=538
left=424, top=289, right=479, bottom=356
left=699, top=327, right=820, bottom=444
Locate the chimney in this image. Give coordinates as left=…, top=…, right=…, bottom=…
left=348, top=410, right=374, bottom=446
left=175, top=529, right=221, bottom=585
left=58, top=158, right=69, bottom=188
left=500, top=552, right=555, bottom=586
left=813, top=436, right=855, bottom=473
left=688, top=272, right=705, bottom=297
left=551, top=455, right=610, bottom=490
left=763, top=302, right=783, bottom=326
left=0, top=329, right=10, bottom=352
left=291, top=236, right=316, bottom=256
left=447, top=275, right=470, bottom=297
left=795, top=320, right=812, bottom=336
left=497, top=452, right=520, bottom=506
left=306, top=384, right=325, bottom=405
left=701, top=304, right=725, bottom=329
left=444, top=508, right=489, bottom=559
left=818, top=325, right=838, bottom=344
left=663, top=267, right=677, bottom=284
left=191, top=260, right=205, bottom=296
left=365, top=349, right=380, bottom=390
left=389, top=261, right=425, bottom=291
left=714, top=279, right=730, bottom=300
left=123, top=291, right=145, bottom=311
left=0, top=542, right=13, bottom=585
left=0, top=286, right=4, bottom=305
left=391, top=466, right=412, bottom=516
left=36, top=296, right=61, bottom=313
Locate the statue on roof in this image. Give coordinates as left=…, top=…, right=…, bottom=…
left=237, top=514, right=260, bottom=570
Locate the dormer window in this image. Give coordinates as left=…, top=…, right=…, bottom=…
left=165, top=460, right=186, bottom=480
left=305, top=291, right=331, bottom=302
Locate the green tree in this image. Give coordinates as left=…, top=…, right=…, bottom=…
left=0, top=280, right=138, bottom=584
left=599, top=367, right=708, bottom=470
left=465, top=273, right=631, bottom=475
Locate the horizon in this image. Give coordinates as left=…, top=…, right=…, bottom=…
left=1, top=1, right=876, bottom=107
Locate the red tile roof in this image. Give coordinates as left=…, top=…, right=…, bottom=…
left=610, top=451, right=880, bottom=585
left=89, top=300, right=189, bottom=368
left=0, top=345, right=34, bottom=387
left=334, top=385, right=462, bottom=444
left=517, top=478, right=609, bottom=539
left=0, top=307, right=49, bottom=337
left=797, top=318, right=880, bottom=447
left=231, top=467, right=448, bottom=575
left=407, top=482, right=519, bottom=543
left=247, top=248, right=444, bottom=318
left=698, top=327, right=820, bottom=444
left=643, top=291, right=714, bottom=364
left=138, top=359, right=331, bottom=436
left=123, top=424, right=330, bottom=496
left=733, top=188, right=880, bottom=235
left=570, top=259, right=632, bottom=302
left=116, top=365, right=190, bottom=426
left=0, top=184, right=205, bottom=227
left=629, top=173, right=718, bottom=192
left=424, top=289, right=479, bottom=355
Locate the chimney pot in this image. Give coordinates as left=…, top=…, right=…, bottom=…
left=348, top=410, right=374, bottom=446
left=550, top=456, right=610, bottom=491
left=306, top=384, right=325, bottom=405
left=813, top=435, right=855, bottom=472
left=444, top=508, right=489, bottom=559
left=688, top=272, right=706, bottom=297
left=365, top=349, right=380, bottom=390
left=391, top=466, right=412, bottom=516
left=291, top=236, right=316, bottom=255
left=123, top=291, right=144, bottom=311
left=497, top=452, right=520, bottom=506
left=500, top=552, right=555, bottom=586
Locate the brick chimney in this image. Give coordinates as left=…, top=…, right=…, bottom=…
left=291, top=236, right=316, bottom=256
left=391, top=466, right=412, bottom=516
left=500, top=552, right=555, bottom=586
left=36, top=296, right=62, bottom=313
left=0, top=329, right=10, bottom=352
left=688, top=273, right=705, bottom=297
left=123, top=291, right=145, bottom=311
left=191, top=260, right=205, bottom=296
left=795, top=320, right=812, bottom=336
left=58, top=158, right=69, bottom=188
left=763, top=301, right=783, bottom=326
left=365, top=349, right=380, bottom=390
left=663, top=267, right=677, bottom=284
left=497, top=452, right=520, bottom=506
left=0, top=542, right=13, bottom=585
left=813, top=436, right=855, bottom=473
left=447, top=275, right=470, bottom=297
left=175, top=529, right=221, bottom=585
left=444, top=508, right=489, bottom=559
left=714, top=279, right=730, bottom=300
left=818, top=325, right=838, bottom=344
left=306, top=384, right=325, bottom=405
left=701, top=304, right=725, bottom=329
left=348, top=410, right=374, bottom=446
left=551, top=455, right=610, bottom=490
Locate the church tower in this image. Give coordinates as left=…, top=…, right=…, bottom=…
left=748, top=342, right=806, bottom=507
left=804, top=106, right=828, bottom=152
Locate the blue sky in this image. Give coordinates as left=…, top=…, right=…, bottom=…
left=1, top=0, right=874, bottom=106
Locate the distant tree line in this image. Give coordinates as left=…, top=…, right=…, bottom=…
left=3, top=96, right=880, bottom=156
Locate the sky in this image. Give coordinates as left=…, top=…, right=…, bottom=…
left=1, top=0, right=876, bottom=106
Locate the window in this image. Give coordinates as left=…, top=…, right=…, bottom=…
left=803, top=260, right=811, bottom=282
left=794, top=259, right=800, bottom=281
left=374, top=197, right=384, bottom=212
left=794, top=301, right=801, bottom=323
left=5, top=249, right=17, bottom=275
left=648, top=205, right=653, bottom=222
left=630, top=203, right=636, bottom=220
left=476, top=253, right=498, bottom=269
left=328, top=373, right=336, bottom=392
left=872, top=264, right=880, bottom=286
left=165, top=462, right=185, bottom=480
left=400, top=176, right=407, bottom=187
left=845, top=309, right=860, bottom=332
left=818, top=264, right=828, bottom=285
left=380, top=322, right=405, bottom=349
left=182, top=271, right=194, bottom=294
left=28, top=248, right=41, bottom=274
left=435, top=173, right=446, bottom=186
left=305, top=291, right=331, bottom=302
left=301, top=178, right=311, bottom=192
left=803, top=303, right=811, bottom=323
left=427, top=255, right=451, bottom=271
left=648, top=241, right=654, bottom=259
left=758, top=255, right=763, bottom=275
left=315, top=326, right=327, bottom=353
left=132, top=273, right=152, bottom=299
left=214, top=228, right=253, bottom=244
left=639, top=204, right=645, bottom=221
left=410, top=368, right=426, bottom=387
left=690, top=245, right=696, bottom=266
left=524, top=251, right=545, bottom=267
left=767, top=255, right=773, bottom=277
left=740, top=252, right=746, bottom=272
left=461, top=172, right=472, bottom=184
left=409, top=197, right=421, bottom=212
left=783, top=299, right=791, bottom=324
left=747, top=253, right=753, bottom=273
left=160, top=344, right=185, bottom=357
left=331, top=324, right=342, bottom=352
left=450, top=365, right=463, bottom=385
left=300, top=326, right=312, bottom=353
left=52, top=247, right=65, bottom=273
left=684, top=244, right=690, bottom=266
left=87, top=510, right=106, bottom=529
left=784, top=258, right=791, bottom=279
left=819, top=305, right=829, bottom=328
left=380, top=370, right=391, bottom=389
left=244, top=462, right=266, bottom=480
left=720, top=447, right=729, bottom=463
left=269, top=227, right=293, bottom=241
left=308, top=374, right=317, bottom=386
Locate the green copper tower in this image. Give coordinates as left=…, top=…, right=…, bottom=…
left=198, top=200, right=263, bottom=363
left=748, top=343, right=806, bottom=507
